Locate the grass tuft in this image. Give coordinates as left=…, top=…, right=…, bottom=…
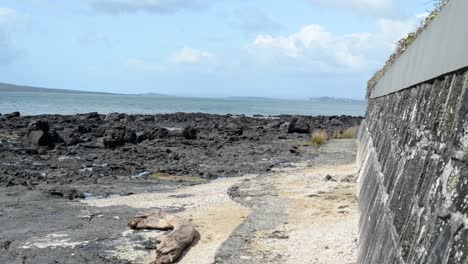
left=342, top=126, right=359, bottom=139
left=310, top=130, right=329, bottom=148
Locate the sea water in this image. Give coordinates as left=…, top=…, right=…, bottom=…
left=0, top=92, right=367, bottom=116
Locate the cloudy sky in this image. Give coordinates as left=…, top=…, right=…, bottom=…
left=0, top=0, right=434, bottom=99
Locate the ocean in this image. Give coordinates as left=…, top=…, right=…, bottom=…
left=0, top=92, right=367, bottom=116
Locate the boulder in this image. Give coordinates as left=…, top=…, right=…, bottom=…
left=266, top=121, right=283, bottom=129
left=330, top=118, right=344, bottom=126
left=48, top=129, right=64, bottom=143
left=5, top=112, right=20, bottom=119
left=48, top=186, right=85, bottom=200
left=99, top=136, right=124, bottom=149
left=181, top=126, right=198, bottom=140
left=280, top=122, right=290, bottom=131
left=220, top=123, right=243, bottom=136
left=29, top=130, right=49, bottom=147
left=136, top=128, right=170, bottom=143
left=66, top=134, right=82, bottom=146
left=26, top=120, right=63, bottom=148
left=98, top=129, right=126, bottom=149
left=77, top=125, right=92, bottom=134
left=136, top=131, right=149, bottom=143
left=105, top=112, right=124, bottom=122
left=137, top=116, right=155, bottom=122
left=28, top=120, right=49, bottom=132
left=288, top=116, right=310, bottom=133
left=85, top=112, right=100, bottom=119
left=124, top=130, right=137, bottom=144
left=152, top=127, right=170, bottom=139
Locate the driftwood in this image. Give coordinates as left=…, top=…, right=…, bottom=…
left=128, top=209, right=196, bottom=264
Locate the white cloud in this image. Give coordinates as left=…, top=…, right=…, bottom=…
left=91, top=0, right=209, bottom=14
left=249, top=16, right=419, bottom=73
left=171, top=47, right=215, bottom=64
left=306, top=0, right=397, bottom=17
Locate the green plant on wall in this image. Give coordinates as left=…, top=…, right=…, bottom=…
left=405, top=33, right=416, bottom=47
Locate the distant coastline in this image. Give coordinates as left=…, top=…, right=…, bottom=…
left=0, top=82, right=114, bottom=95
left=1, top=82, right=365, bottom=103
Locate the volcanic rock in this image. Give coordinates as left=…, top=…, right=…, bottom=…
left=288, top=116, right=310, bottom=133
left=181, top=126, right=198, bottom=140
left=5, top=112, right=20, bottom=119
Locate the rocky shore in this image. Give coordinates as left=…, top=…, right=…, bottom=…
left=0, top=112, right=362, bottom=264
left=0, top=112, right=361, bottom=188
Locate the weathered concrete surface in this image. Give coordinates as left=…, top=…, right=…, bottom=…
left=358, top=69, right=468, bottom=263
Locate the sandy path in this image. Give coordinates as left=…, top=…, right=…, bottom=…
left=215, top=139, right=358, bottom=263
left=253, top=164, right=358, bottom=264
left=261, top=140, right=358, bottom=264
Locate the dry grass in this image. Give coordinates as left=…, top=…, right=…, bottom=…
left=311, top=130, right=329, bottom=148
left=342, top=126, right=359, bottom=139
left=332, top=130, right=341, bottom=139
left=330, top=126, right=359, bottom=139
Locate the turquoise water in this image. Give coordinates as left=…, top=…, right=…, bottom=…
left=0, top=92, right=367, bottom=116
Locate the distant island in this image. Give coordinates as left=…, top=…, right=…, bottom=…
left=0, top=82, right=113, bottom=95
left=137, top=92, right=170, bottom=97
left=309, top=97, right=366, bottom=103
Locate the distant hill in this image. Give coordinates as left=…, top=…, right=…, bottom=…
left=137, top=92, right=170, bottom=97
left=226, top=96, right=272, bottom=100
left=0, top=83, right=112, bottom=94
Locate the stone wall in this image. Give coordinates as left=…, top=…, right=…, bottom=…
left=357, top=69, right=468, bottom=263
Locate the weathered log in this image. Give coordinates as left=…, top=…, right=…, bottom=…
left=128, top=209, right=196, bottom=264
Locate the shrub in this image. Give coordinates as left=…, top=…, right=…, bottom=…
left=311, top=130, right=329, bottom=148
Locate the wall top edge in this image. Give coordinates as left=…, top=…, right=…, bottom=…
left=370, top=0, right=468, bottom=99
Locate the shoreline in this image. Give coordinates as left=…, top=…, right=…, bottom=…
left=0, top=111, right=361, bottom=263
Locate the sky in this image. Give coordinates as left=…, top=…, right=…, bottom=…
left=0, top=0, right=436, bottom=99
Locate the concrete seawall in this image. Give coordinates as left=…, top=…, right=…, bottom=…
left=358, top=0, right=468, bottom=262
left=359, top=69, right=468, bottom=263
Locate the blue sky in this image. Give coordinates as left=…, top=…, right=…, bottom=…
left=0, top=0, right=435, bottom=99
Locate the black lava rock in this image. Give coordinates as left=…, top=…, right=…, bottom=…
left=288, top=116, right=310, bottom=133
left=182, top=126, right=198, bottom=140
